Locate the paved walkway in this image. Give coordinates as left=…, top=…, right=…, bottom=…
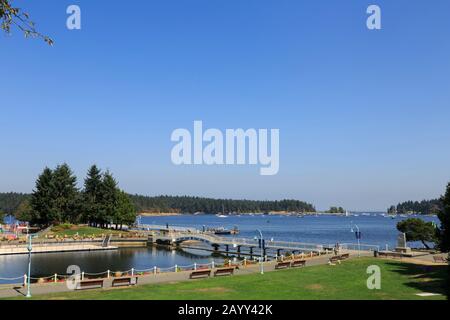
left=0, top=244, right=117, bottom=256
left=0, top=250, right=373, bottom=299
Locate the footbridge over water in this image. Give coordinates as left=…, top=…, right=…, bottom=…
left=139, top=225, right=328, bottom=257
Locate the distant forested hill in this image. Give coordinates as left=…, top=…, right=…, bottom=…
left=389, top=198, right=443, bottom=215
left=1, top=192, right=315, bottom=216
left=0, top=192, right=30, bottom=215
left=128, top=195, right=315, bottom=214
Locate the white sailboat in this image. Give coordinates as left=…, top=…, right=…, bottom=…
left=216, top=204, right=228, bottom=218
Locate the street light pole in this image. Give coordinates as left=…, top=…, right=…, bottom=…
left=350, top=223, right=361, bottom=258
left=26, top=231, right=32, bottom=298
left=257, top=230, right=264, bottom=275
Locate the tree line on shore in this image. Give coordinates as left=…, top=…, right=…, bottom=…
left=0, top=164, right=135, bottom=229
left=129, top=195, right=316, bottom=214
left=388, top=199, right=443, bottom=215
left=1, top=189, right=316, bottom=220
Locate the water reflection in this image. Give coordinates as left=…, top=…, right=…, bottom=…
left=0, top=246, right=223, bottom=284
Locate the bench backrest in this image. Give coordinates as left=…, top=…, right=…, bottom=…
left=80, top=280, right=103, bottom=286
left=216, top=268, right=234, bottom=273
left=192, top=270, right=211, bottom=275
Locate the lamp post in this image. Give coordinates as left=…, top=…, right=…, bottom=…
left=350, top=222, right=361, bottom=257
left=255, top=230, right=264, bottom=275
left=26, top=228, right=37, bottom=298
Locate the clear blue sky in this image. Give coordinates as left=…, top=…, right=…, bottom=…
left=1, top=0, right=449, bottom=211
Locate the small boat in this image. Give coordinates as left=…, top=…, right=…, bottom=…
left=216, top=204, right=228, bottom=218
left=212, top=226, right=239, bottom=235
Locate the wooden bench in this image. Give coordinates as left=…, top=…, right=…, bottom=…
left=76, top=279, right=104, bottom=290
left=112, top=276, right=138, bottom=287
left=190, top=270, right=211, bottom=279
left=433, top=256, right=448, bottom=264
left=214, top=268, right=235, bottom=277
left=329, top=256, right=341, bottom=265
left=291, top=260, right=306, bottom=268
left=340, top=253, right=350, bottom=260
left=275, top=262, right=291, bottom=270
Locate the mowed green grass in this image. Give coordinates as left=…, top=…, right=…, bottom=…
left=13, top=258, right=448, bottom=300
left=8, top=258, right=447, bottom=300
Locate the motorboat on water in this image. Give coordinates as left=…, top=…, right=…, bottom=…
left=207, top=226, right=239, bottom=235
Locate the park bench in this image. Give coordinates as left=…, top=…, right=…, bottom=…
left=433, top=256, right=448, bottom=264
left=291, top=260, right=306, bottom=268
left=76, top=279, right=104, bottom=290
left=214, top=268, right=235, bottom=277
left=112, top=276, right=138, bottom=287
left=340, top=253, right=350, bottom=260
left=328, top=256, right=341, bottom=265
left=275, top=262, right=291, bottom=270
left=190, top=270, right=211, bottom=279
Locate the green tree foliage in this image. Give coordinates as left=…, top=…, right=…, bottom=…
left=390, top=199, right=443, bottom=215
left=83, top=165, right=103, bottom=226
left=52, top=164, right=80, bottom=224
left=129, top=195, right=316, bottom=214
left=82, top=166, right=136, bottom=230
left=326, top=207, right=345, bottom=214
left=100, top=171, right=119, bottom=228
left=115, top=190, right=136, bottom=230
left=29, top=164, right=80, bottom=225
left=397, top=218, right=437, bottom=249
left=7, top=164, right=136, bottom=229
left=0, top=209, right=5, bottom=223
left=0, top=0, right=53, bottom=44
left=13, top=199, right=33, bottom=222
left=438, top=183, right=450, bottom=252
left=387, top=205, right=397, bottom=215
left=30, top=167, right=56, bottom=225
left=0, top=192, right=29, bottom=215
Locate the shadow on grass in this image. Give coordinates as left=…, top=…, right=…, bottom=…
left=384, top=260, right=449, bottom=298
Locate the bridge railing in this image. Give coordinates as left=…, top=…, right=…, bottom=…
left=158, top=232, right=327, bottom=252
left=339, top=243, right=380, bottom=252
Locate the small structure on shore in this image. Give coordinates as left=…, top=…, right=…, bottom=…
left=395, top=233, right=411, bottom=254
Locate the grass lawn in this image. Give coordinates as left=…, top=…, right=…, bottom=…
left=41, top=224, right=127, bottom=238
left=14, top=258, right=448, bottom=300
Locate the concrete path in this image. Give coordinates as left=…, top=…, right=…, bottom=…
left=0, top=244, right=118, bottom=256
left=0, top=250, right=373, bottom=299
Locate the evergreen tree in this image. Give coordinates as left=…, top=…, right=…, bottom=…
left=101, top=171, right=118, bottom=228
left=52, top=164, right=79, bottom=223
left=30, top=167, right=55, bottom=225
left=0, top=209, right=5, bottom=223
left=114, top=190, right=136, bottom=230
left=438, top=183, right=450, bottom=252
left=14, top=199, right=33, bottom=222
left=397, top=218, right=437, bottom=249
left=83, top=165, right=103, bottom=226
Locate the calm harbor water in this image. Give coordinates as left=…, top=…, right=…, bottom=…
left=0, top=214, right=440, bottom=284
